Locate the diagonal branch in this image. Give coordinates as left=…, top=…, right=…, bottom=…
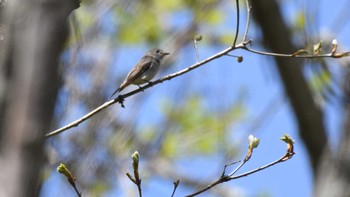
left=44, top=46, right=236, bottom=138
left=44, top=1, right=350, bottom=139
left=186, top=143, right=295, bottom=197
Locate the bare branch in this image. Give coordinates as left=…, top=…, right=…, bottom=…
left=238, top=44, right=350, bottom=59
left=45, top=46, right=235, bottom=138
left=242, top=0, right=252, bottom=42
left=232, top=0, right=240, bottom=47
left=193, top=34, right=202, bottom=62
left=185, top=135, right=295, bottom=197
left=43, top=2, right=350, bottom=139
left=227, top=161, right=245, bottom=178
left=45, top=99, right=117, bottom=138
left=186, top=155, right=294, bottom=197
left=171, top=180, right=180, bottom=197
left=194, top=40, right=199, bottom=62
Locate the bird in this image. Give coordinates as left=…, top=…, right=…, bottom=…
left=110, top=48, right=170, bottom=97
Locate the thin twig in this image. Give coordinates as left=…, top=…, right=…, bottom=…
left=228, top=152, right=294, bottom=180
left=127, top=151, right=142, bottom=197
left=72, top=184, right=82, bottom=197
left=242, top=0, right=252, bottom=42
left=237, top=44, right=350, bottom=59
left=57, top=163, right=82, bottom=197
left=185, top=176, right=228, bottom=197
left=171, top=180, right=180, bottom=197
left=193, top=40, right=199, bottom=62
left=221, top=160, right=241, bottom=177
left=44, top=46, right=235, bottom=138
left=232, top=0, right=240, bottom=47
left=45, top=100, right=116, bottom=138
left=127, top=170, right=142, bottom=197
left=227, top=160, right=246, bottom=177
left=134, top=168, right=142, bottom=197
left=185, top=151, right=295, bottom=197
left=136, top=181, right=142, bottom=197
left=227, top=135, right=256, bottom=177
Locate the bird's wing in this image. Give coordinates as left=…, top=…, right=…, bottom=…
left=110, top=57, right=155, bottom=97
left=126, top=57, right=154, bottom=82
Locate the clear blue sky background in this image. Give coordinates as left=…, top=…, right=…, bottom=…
left=41, top=0, right=350, bottom=196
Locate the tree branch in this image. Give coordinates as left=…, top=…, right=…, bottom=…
left=239, top=44, right=350, bottom=59
left=232, top=0, right=240, bottom=47
left=242, top=0, right=252, bottom=42
left=186, top=134, right=295, bottom=197
left=44, top=0, right=350, bottom=140
left=45, top=46, right=235, bottom=138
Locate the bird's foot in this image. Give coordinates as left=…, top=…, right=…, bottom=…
left=137, top=85, right=145, bottom=92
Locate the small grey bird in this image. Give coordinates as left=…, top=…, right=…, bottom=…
left=111, top=48, right=170, bottom=97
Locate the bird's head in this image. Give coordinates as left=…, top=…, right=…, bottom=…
left=148, top=48, right=170, bottom=60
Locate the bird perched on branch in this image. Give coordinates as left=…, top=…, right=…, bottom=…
left=111, top=48, right=170, bottom=97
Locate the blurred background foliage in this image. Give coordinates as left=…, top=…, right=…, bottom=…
left=45, top=0, right=249, bottom=196
left=40, top=0, right=350, bottom=196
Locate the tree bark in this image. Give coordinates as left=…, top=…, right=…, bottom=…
left=251, top=0, right=328, bottom=173
left=314, top=68, right=350, bottom=196
left=0, top=0, right=79, bottom=196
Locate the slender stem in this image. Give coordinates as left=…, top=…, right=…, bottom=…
left=228, top=152, right=294, bottom=180
left=185, top=177, right=227, bottom=197
left=232, top=0, right=240, bottom=47
left=72, top=184, right=82, bottom=197
left=171, top=180, right=180, bottom=197
left=136, top=181, right=142, bottom=197
left=242, top=0, right=252, bottom=42
left=227, top=160, right=246, bottom=177
left=186, top=152, right=294, bottom=197
left=44, top=100, right=116, bottom=138
left=194, top=40, right=199, bottom=62
left=221, top=160, right=241, bottom=177
left=134, top=167, right=142, bottom=197
left=238, top=45, right=345, bottom=59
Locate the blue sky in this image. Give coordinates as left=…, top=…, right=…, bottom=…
left=42, top=0, right=350, bottom=196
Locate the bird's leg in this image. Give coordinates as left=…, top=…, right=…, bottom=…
left=138, top=80, right=153, bottom=92
left=146, top=80, right=153, bottom=86
left=143, top=80, right=153, bottom=88
left=137, top=85, right=145, bottom=92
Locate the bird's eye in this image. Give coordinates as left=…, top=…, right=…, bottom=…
left=156, top=49, right=160, bottom=53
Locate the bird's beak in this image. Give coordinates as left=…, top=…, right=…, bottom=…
left=163, top=52, right=170, bottom=56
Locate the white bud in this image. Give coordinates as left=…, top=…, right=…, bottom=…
left=248, top=134, right=260, bottom=149
left=332, top=39, right=337, bottom=45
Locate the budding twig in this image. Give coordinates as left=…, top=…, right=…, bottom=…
left=193, top=34, right=202, bottom=63
left=57, top=163, right=81, bottom=197
left=171, top=180, right=180, bottom=197
left=186, top=134, right=295, bottom=197
left=126, top=151, right=142, bottom=197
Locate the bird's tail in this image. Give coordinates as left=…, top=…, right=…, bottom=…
left=110, top=87, right=123, bottom=98
left=110, top=79, right=132, bottom=98
left=110, top=81, right=129, bottom=98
